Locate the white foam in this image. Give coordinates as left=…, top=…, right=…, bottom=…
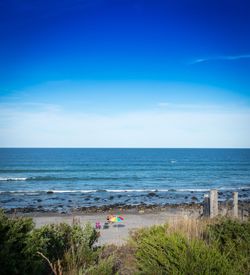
left=52, top=190, right=95, bottom=193
left=219, top=186, right=250, bottom=191
left=0, top=177, right=27, bottom=181
left=106, top=189, right=159, bottom=192
left=0, top=187, right=249, bottom=194
left=177, top=188, right=210, bottom=192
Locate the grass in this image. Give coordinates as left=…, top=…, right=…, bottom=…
left=166, top=215, right=208, bottom=240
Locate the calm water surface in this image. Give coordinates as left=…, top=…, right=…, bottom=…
left=0, top=148, right=249, bottom=211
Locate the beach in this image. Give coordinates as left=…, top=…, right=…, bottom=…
left=8, top=201, right=249, bottom=245
left=17, top=206, right=201, bottom=245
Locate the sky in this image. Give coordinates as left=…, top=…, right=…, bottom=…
left=0, top=0, right=250, bottom=148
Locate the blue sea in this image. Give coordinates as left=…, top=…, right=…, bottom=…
left=0, top=148, right=249, bottom=212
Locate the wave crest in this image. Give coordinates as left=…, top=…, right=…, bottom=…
left=0, top=177, right=27, bottom=181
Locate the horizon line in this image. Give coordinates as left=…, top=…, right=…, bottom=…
left=0, top=147, right=249, bottom=149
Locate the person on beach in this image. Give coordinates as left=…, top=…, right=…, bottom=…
left=95, top=221, right=101, bottom=229
left=106, top=215, right=113, bottom=223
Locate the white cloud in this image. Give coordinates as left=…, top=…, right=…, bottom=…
left=192, top=54, right=250, bottom=64
left=0, top=105, right=249, bottom=148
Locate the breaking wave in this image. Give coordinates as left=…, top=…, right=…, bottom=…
left=0, top=186, right=249, bottom=194
left=0, top=177, right=27, bottom=181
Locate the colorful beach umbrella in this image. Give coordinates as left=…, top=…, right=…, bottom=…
left=109, top=215, right=124, bottom=223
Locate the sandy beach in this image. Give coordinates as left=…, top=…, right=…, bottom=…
left=7, top=201, right=247, bottom=246
left=7, top=204, right=204, bottom=245
left=31, top=209, right=198, bottom=245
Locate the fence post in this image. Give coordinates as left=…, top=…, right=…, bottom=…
left=210, top=189, right=218, bottom=218
left=233, top=192, right=238, bottom=218
left=203, top=194, right=210, bottom=217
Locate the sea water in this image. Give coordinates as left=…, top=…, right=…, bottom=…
left=0, top=148, right=249, bottom=211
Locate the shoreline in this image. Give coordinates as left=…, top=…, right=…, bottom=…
left=1, top=188, right=249, bottom=213
left=5, top=200, right=250, bottom=216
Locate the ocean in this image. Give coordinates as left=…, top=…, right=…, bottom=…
left=0, top=148, right=249, bottom=212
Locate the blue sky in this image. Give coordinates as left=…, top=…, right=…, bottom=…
left=0, top=0, right=250, bottom=147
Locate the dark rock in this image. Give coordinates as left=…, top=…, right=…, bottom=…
left=37, top=199, right=42, bottom=202
left=191, top=196, right=198, bottom=201
left=47, top=191, right=54, bottom=194
left=109, top=196, right=114, bottom=200
left=94, top=197, right=100, bottom=201
left=147, top=192, right=157, bottom=197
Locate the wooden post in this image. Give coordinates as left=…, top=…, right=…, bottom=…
left=241, top=208, right=244, bottom=221
left=203, top=194, right=210, bottom=217
left=233, top=192, right=238, bottom=218
left=210, top=189, right=218, bottom=218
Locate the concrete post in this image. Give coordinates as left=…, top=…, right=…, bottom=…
left=210, top=189, right=218, bottom=218
left=233, top=192, right=238, bottom=218
left=203, top=194, right=210, bottom=217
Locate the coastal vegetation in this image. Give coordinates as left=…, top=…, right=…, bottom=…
left=0, top=210, right=249, bottom=275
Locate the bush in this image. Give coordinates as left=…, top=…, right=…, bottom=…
left=62, top=224, right=100, bottom=273
left=207, top=218, right=250, bottom=274
left=1, top=209, right=249, bottom=275
left=27, top=223, right=73, bottom=264
left=0, top=211, right=100, bottom=275
left=84, top=257, right=114, bottom=275
left=99, top=244, right=138, bottom=274
left=0, top=210, right=35, bottom=275
left=131, top=224, right=236, bottom=275
left=27, top=221, right=99, bottom=274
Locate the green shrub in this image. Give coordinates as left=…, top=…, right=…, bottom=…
left=27, top=223, right=73, bottom=262
left=99, top=244, right=138, bottom=274
left=0, top=211, right=100, bottom=275
left=132, top=224, right=236, bottom=275
left=84, top=257, right=114, bottom=275
left=0, top=210, right=35, bottom=275
left=27, top=221, right=99, bottom=273
left=207, top=218, right=250, bottom=274
left=1, top=209, right=249, bottom=275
